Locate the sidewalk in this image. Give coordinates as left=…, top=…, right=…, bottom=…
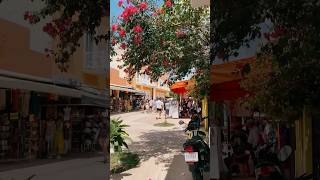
left=0, top=152, right=104, bottom=172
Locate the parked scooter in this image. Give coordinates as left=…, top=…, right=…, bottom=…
left=254, top=143, right=293, bottom=180
left=182, top=113, right=209, bottom=180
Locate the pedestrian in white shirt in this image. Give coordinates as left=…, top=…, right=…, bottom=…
left=149, top=99, right=154, bottom=113
left=155, top=98, right=164, bottom=119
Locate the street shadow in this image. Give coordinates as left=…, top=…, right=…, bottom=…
left=110, top=173, right=132, bottom=180
left=128, top=130, right=186, bottom=164
left=164, top=155, right=192, bottom=180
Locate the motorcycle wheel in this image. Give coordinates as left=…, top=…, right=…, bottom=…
left=189, top=165, right=203, bottom=180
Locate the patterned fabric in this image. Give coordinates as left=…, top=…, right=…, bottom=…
left=0, top=89, right=6, bottom=110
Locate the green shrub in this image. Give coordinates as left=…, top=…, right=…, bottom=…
left=110, top=117, right=129, bottom=152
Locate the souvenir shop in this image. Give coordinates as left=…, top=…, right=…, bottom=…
left=0, top=87, right=108, bottom=161
left=40, top=95, right=108, bottom=157
left=0, top=88, right=50, bottom=161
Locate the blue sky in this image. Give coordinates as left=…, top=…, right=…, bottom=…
left=110, top=0, right=162, bottom=24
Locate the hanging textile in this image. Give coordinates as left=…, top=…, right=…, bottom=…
left=0, top=89, right=6, bottom=111
left=21, top=91, right=30, bottom=118
left=11, top=89, right=19, bottom=112
left=29, top=92, right=41, bottom=116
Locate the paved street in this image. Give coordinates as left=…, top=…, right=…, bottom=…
left=0, top=156, right=107, bottom=180
left=111, top=111, right=208, bottom=180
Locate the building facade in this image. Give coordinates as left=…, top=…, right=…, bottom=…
left=110, top=47, right=170, bottom=100
left=0, top=0, right=108, bottom=160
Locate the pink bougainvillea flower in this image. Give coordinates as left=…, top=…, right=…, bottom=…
left=152, top=12, right=158, bottom=16
left=133, top=35, right=142, bottom=44
left=139, top=2, right=148, bottom=11
left=127, top=0, right=130, bottom=4
left=112, top=24, right=119, bottom=31
left=118, top=0, right=123, bottom=7
left=133, top=25, right=143, bottom=33
left=119, top=28, right=126, bottom=37
left=128, top=5, right=138, bottom=14
left=165, top=0, right=172, bottom=8
left=120, top=43, right=126, bottom=49
left=120, top=5, right=138, bottom=20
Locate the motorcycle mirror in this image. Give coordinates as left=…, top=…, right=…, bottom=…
left=277, top=145, right=292, bottom=162
left=198, top=131, right=206, bottom=136
left=178, top=120, right=185, bottom=125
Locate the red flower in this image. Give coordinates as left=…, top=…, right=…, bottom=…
left=163, top=59, right=169, bottom=66
left=133, top=35, right=142, bottom=44
left=24, top=11, right=30, bottom=20
left=133, top=25, right=143, bottom=33
left=139, top=2, right=148, bottom=11
left=175, top=31, right=185, bottom=38
left=128, top=6, right=138, bottom=14
left=112, top=38, right=117, bottom=46
left=119, top=28, right=126, bottom=37
left=165, top=0, right=172, bottom=8
left=43, top=23, right=58, bottom=38
left=112, top=24, right=119, bottom=31
left=120, top=43, right=126, bottom=49
left=158, top=8, right=165, bottom=14
left=120, top=6, right=138, bottom=20
left=264, top=33, right=270, bottom=41
left=118, top=0, right=123, bottom=7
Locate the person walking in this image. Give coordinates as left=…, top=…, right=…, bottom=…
left=145, top=99, right=150, bottom=113
left=63, top=121, right=72, bottom=154
left=155, top=98, right=164, bottom=119
left=164, top=99, right=170, bottom=119
left=149, top=99, right=154, bottom=113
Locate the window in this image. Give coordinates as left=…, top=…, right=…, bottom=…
left=85, top=33, right=94, bottom=69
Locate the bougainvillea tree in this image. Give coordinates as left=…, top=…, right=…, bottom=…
left=0, top=0, right=108, bottom=72
left=111, top=0, right=210, bottom=97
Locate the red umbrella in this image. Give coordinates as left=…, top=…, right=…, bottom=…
left=170, top=81, right=188, bottom=94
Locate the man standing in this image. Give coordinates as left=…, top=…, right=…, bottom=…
left=155, top=98, right=164, bottom=119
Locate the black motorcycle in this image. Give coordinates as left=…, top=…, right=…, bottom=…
left=182, top=115, right=209, bottom=180
left=254, top=143, right=293, bottom=180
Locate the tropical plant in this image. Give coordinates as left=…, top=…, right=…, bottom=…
left=110, top=117, right=130, bottom=152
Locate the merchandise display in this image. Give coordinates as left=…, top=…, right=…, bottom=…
left=0, top=113, right=9, bottom=159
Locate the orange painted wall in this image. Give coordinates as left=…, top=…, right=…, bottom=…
left=110, top=68, right=129, bottom=86
left=0, top=18, right=53, bottom=78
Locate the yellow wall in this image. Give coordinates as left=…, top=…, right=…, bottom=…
left=202, top=96, right=208, bottom=131
left=295, top=106, right=313, bottom=177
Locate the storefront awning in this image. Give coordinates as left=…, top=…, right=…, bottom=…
left=0, top=75, right=81, bottom=98
left=210, top=57, right=255, bottom=101
left=81, top=94, right=108, bottom=108
left=110, top=84, right=146, bottom=95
